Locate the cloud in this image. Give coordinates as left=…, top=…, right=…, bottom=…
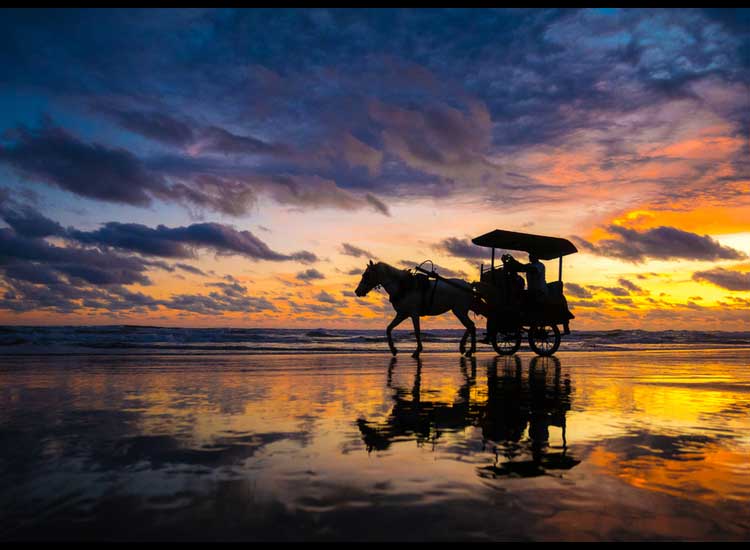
left=364, top=193, right=390, bottom=216
left=617, top=278, right=643, bottom=293
left=564, top=282, right=592, bottom=299
left=164, top=280, right=276, bottom=315
left=0, top=121, right=392, bottom=218
left=577, top=225, right=746, bottom=262
left=0, top=123, right=168, bottom=207
left=95, top=104, right=196, bottom=146
left=95, top=101, right=289, bottom=156
left=70, top=222, right=317, bottom=263
left=175, top=263, right=207, bottom=276
left=0, top=266, right=275, bottom=316
left=315, top=290, right=344, bottom=305
left=0, top=194, right=65, bottom=238
left=296, top=268, right=325, bottom=282
left=0, top=201, right=304, bottom=316
left=4, top=9, right=747, bottom=220
left=340, top=242, right=375, bottom=259
left=0, top=228, right=153, bottom=286
left=693, top=267, right=750, bottom=291
left=433, top=237, right=487, bottom=260
left=195, top=125, right=288, bottom=156
left=588, top=285, right=630, bottom=297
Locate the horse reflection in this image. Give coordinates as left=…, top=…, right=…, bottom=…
left=357, top=357, right=478, bottom=450
left=356, top=355, right=578, bottom=478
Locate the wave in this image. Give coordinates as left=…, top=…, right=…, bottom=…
left=2, top=325, right=750, bottom=354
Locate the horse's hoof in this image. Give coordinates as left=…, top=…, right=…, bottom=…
left=390, top=348, right=398, bottom=356
left=411, top=351, right=420, bottom=359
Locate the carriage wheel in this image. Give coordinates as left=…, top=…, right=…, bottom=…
left=491, top=329, right=522, bottom=356
left=528, top=324, right=561, bottom=356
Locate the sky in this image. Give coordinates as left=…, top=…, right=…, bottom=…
left=0, top=8, right=749, bottom=330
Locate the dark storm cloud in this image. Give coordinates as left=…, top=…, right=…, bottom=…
left=0, top=202, right=296, bottom=315
left=577, top=226, right=746, bottom=262
left=693, top=267, right=750, bottom=291
left=70, top=222, right=317, bottom=263
left=0, top=123, right=167, bottom=207
left=0, top=228, right=153, bottom=286
left=0, top=195, right=65, bottom=238
left=1, top=9, right=749, bottom=214
left=95, top=103, right=196, bottom=146
left=96, top=101, right=290, bottom=156
left=0, top=272, right=276, bottom=315
left=0, top=120, right=390, bottom=218
left=198, top=126, right=288, bottom=156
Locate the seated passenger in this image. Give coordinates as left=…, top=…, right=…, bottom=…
left=503, top=253, right=547, bottom=305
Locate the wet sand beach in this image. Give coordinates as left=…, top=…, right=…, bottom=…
left=1, top=349, right=749, bottom=541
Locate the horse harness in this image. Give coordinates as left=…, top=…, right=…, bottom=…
left=385, top=271, right=438, bottom=315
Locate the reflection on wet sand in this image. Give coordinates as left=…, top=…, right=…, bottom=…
left=358, top=356, right=579, bottom=479
left=1, top=350, right=750, bottom=541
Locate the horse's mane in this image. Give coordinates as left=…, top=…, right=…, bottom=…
left=375, top=261, right=411, bottom=280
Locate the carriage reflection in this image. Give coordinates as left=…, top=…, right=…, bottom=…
left=357, top=355, right=578, bottom=478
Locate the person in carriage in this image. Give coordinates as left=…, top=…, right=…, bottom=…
left=501, top=252, right=547, bottom=307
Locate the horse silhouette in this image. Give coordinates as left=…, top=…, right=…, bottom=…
left=355, top=260, right=476, bottom=358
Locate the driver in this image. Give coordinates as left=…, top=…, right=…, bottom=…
left=503, top=253, right=547, bottom=305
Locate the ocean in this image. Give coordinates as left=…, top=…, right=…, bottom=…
left=2, top=325, right=750, bottom=355
left=2, top=326, right=750, bottom=540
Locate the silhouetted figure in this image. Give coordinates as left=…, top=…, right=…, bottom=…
left=357, top=357, right=477, bottom=452
left=355, top=260, right=477, bottom=358
left=480, top=255, right=524, bottom=344
left=502, top=253, right=547, bottom=306
left=357, top=356, right=578, bottom=479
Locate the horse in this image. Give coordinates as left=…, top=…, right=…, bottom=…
left=354, top=260, right=476, bottom=358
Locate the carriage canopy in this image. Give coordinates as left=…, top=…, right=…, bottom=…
left=471, top=229, right=578, bottom=261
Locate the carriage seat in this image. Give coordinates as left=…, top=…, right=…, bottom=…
left=528, top=281, right=575, bottom=322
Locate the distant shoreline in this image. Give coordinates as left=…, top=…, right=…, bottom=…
left=2, top=324, right=750, bottom=334
left=3, top=344, right=750, bottom=358
left=3, top=326, right=750, bottom=357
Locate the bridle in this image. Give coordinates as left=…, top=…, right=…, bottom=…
left=363, top=266, right=404, bottom=295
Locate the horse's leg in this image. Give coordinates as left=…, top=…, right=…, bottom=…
left=387, top=312, right=407, bottom=356
left=411, top=315, right=423, bottom=359
left=459, top=329, right=469, bottom=354
left=453, top=309, right=476, bottom=357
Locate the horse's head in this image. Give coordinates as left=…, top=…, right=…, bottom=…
left=355, top=260, right=379, bottom=297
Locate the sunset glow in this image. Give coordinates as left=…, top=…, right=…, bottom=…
left=1, top=8, right=748, bottom=330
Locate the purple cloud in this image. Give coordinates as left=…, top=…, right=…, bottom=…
left=577, top=226, right=746, bottom=262
left=693, top=267, right=750, bottom=291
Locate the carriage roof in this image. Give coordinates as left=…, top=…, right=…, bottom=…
left=471, top=229, right=578, bottom=260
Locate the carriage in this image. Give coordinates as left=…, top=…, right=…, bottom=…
left=417, top=229, right=577, bottom=357
left=471, top=229, right=577, bottom=357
